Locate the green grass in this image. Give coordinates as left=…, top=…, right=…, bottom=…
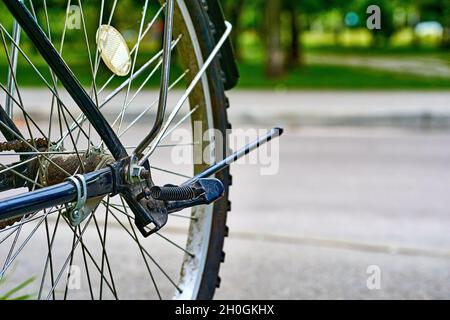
left=235, top=63, right=450, bottom=90
left=306, top=46, right=450, bottom=57
left=2, top=48, right=450, bottom=91
left=0, top=277, right=35, bottom=300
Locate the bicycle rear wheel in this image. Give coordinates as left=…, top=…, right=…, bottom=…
left=0, top=0, right=231, bottom=300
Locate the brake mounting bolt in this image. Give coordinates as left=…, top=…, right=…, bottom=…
left=140, top=170, right=151, bottom=180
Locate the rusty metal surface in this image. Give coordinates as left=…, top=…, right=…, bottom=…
left=0, top=138, right=47, bottom=152
left=43, top=152, right=114, bottom=186
left=0, top=148, right=114, bottom=229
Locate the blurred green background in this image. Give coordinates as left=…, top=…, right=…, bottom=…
left=0, top=0, right=449, bottom=90
left=223, top=0, right=450, bottom=89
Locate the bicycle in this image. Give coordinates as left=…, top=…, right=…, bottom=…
left=0, top=0, right=282, bottom=300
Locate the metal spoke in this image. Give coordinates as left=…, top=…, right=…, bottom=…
left=156, top=232, right=195, bottom=258
left=150, top=165, right=191, bottom=179
left=117, top=0, right=149, bottom=133
left=0, top=156, right=37, bottom=175
left=0, top=0, right=219, bottom=301
left=117, top=196, right=161, bottom=299
left=106, top=203, right=195, bottom=257
left=108, top=204, right=182, bottom=293
left=0, top=24, right=93, bottom=144
left=93, top=197, right=118, bottom=300
left=91, top=0, right=117, bottom=84
left=1, top=171, right=40, bottom=277
left=170, top=213, right=198, bottom=221
left=138, top=21, right=233, bottom=165
left=0, top=214, right=41, bottom=239
left=45, top=215, right=94, bottom=300
left=127, top=215, right=162, bottom=299
left=107, top=206, right=183, bottom=293
left=96, top=2, right=165, bottom=94
left=58, top=103, right=86, bottom=173
left=63, top=228, right=77, bottom=300
left=0, top=81, right=47, bottom=139
left=159, top=104, right=200, bottom=141
left=0, top=119, right=72, bottom=177
left=57, top=36, right=182, bottom=149
left=44, top=0, right=93, bottom=161
left=98, top=35, right=179, bottom=96
left=110, top=59, right=164, bottom=132
left=4, top=5, right=21, bottom=118
left=78, top=226, right=94, bottom=300
left=117, top=68, right=190, bottom=139
left=0, top=210, right=51, bottom=280
left=48, top=0, right=72, bottom=148
left=76, top=0, right=101, bottom=150
left=27, top=0, right=37, bottom=18
left=92, top=0, right=105, bottom=79
left=38, top=211, right=61, bottom=300
left=1, top=30, right=46, bottom=142
left=1, top=215, right=26, bottom=274
left=0, top=162, right=44, bottom=189
left=60, top=216, right=118, bottom=299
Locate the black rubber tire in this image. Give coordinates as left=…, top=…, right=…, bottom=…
left=182, top=0, right=231, bottom=300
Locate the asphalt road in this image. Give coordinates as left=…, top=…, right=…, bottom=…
left=2, top=125, right=450, bottom=299
left=216, top=126, right=450, bottom=299
left=1, top=90, right=450, bottom=299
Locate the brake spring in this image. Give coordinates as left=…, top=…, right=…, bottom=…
left=150, top=185, right=203, bottom=201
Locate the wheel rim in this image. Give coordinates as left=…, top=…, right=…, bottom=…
left=0, top=0, right=221, bottom=300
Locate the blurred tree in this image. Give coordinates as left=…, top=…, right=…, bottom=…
left=222, top=0, right=246, bottom=59
left=286, top=1, right=301, bottom=68
left=286, top=0, right=344, bottom=68
left=262, top=0, right=345, bottom=76
left=417, top=0, right=450, bottom=48
left=265, top=0, right=284, bottom=77
left=355, top=0, right=395, bottom=47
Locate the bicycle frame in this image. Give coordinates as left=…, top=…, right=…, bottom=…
left=0, top=0, right=282, bottom=236
left=0, top=0, right=162, bottom=232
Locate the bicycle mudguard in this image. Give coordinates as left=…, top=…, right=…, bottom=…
left=205, top=0, right=239, bottom=90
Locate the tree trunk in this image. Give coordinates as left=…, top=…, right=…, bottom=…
left=442, top=26, right=450, bottom=49
left=288, top=5, right=302, bottom=68
left=228, top=0, right=245, bottom=60
left=264, top=0, right=284, bottom=77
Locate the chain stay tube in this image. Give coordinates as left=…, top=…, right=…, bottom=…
left=0, top=167, right=114, bottom=223
left=2, top=0, right=127, bottom=160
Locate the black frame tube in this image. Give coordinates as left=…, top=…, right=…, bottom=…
left=0, top=167, right=114, bottom=221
